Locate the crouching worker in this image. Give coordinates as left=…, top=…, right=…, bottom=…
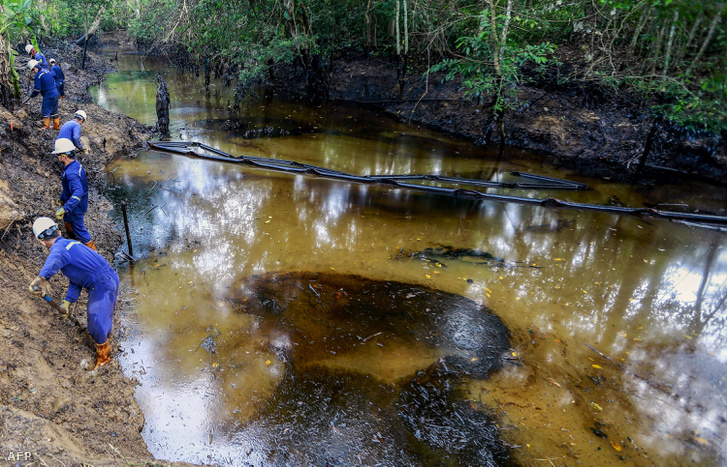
left=29, top=217, right=119, bottom=370
left=53, top=138, right=96, bottom=250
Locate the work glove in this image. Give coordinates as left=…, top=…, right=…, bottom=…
left=55, top=207, right=65, bottom=221
left=60, top=300, right=71, bottom=319
left=29, top=276, right=51, bottom=297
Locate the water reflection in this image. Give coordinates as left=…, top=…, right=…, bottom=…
left=95, top=53, right=727, bottom=466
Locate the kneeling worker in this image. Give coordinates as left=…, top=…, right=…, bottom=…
left=29, top=217, right=119, bottom=370
left=53, top=138, right=96, bottom=250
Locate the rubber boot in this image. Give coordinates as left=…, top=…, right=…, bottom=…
left=42, top=117, right=50, bottom=130
left=83, top=239, right=97, bottom=251
left=92, top=340, right=111, bottom=370
left=53, top=117, right=60, bottom=130
left=64, top=222, right=76, bottom=240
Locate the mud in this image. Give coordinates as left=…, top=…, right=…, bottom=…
left=0, top=33, right=194, bottom=465
left=267, top=52, right=727, bottom=185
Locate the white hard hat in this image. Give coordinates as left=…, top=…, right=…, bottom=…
left=27, top=59, right=39, bottom=70
left=74, top=110, right=87, bottom=121
left=25, top=44, right=34, bottom=54
left=52, top=138, right=76, bottom=154
left=33, top=217, right=58, bottom=240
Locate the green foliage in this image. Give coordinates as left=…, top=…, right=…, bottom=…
left=430, top=10, right=556, bottom=114
left=656, top=76, right=727, bottom=133
left=1, top=0, right=42, bottom=99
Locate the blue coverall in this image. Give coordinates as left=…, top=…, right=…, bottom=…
left=33, top=51, right=49, bottom=70
left=51, top=64, right=65, bottom=97
left=58, top=120, right=82, bottom=150
left=39, top=237, right=119, bottom=344
left=30, top=69, right=59, bottom=119
left=60, top=159, right=91, bottom=244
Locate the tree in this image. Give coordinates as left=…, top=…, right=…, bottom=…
left=429, top=4, right=556, bottom=145
left=0, top=0, right=40, bottom=108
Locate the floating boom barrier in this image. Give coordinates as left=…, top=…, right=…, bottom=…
left=147, top=141, right=727, bottom=227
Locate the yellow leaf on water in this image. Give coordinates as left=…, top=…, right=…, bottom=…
left=633, top=337, right=642, bottom=341
left=548, top=378, right=561, bottom=387
left=499, top=276, right=504, bottom=280
left=265, top=360, right=272, bottom=366
left=511, top=351, right=518, bottom=357
left=684, top=335, right=693, bottom=339
left=591, top=402, right=603, bottom=411
left=610, top=441, right=622, bottom=451
left=554, top=258, right=565, bottom=261
left=425, top=274, right=431, bottom=279
left=619, top=332, right=627, bottom=337
left=330, top=267, right=335, bottom=270
left=693, top=437, right=709, bottom=446
left=212, top=363, right=218, bottom=368
left=592, top=364, right=602, bottom=369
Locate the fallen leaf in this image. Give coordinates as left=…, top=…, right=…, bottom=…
left=610, top=441, right=622, bottom=451
left=592, top=364, right=602, bottom=369
left=548, top=378, right=561, bottom=388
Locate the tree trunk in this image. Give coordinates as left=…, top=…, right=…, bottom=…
left=80, top=6, right=106, bottom=70
left=633, top=117, right=659, bottom=181
left=0, top=33, right=13, bottom=109
left=365, top=0, right=373, bottom=57
left=662, top=10, right=678, bottom=76
left=627, top=4, right=651, bottom=60
left=685, top=3, right=725, bottom=76
left=156, top=74, right=171, bottom=137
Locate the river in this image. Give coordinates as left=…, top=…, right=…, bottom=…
left=90, top=52, right=727, bottom=466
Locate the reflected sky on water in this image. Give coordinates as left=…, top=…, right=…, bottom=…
left=92, top=53, right=727, bottom=466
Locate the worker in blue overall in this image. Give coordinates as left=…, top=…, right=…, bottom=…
left=49, top=58, right=65, bottom=99
left=29, top=217, right=119, bottom=370
left=25, top=44, right=49, bottom=69
left=52, top=138, right=96, bottom=250
left=57, top=110, right=87, bottom=151
left=27, top=60, right=60, bottom=130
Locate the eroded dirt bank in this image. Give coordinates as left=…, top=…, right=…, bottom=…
left=0, top=37, right=196, bottom=466
left=269, top=54, right=727, bottom=184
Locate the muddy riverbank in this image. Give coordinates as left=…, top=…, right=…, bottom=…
left=0, top=36, right=197, bottom=465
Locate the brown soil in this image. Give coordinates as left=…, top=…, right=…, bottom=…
left=0, top=34, right=196, bottom=466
